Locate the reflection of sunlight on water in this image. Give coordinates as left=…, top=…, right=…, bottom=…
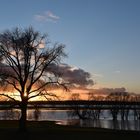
left=55, top=119, right=140, bottom=131
left=56, top=119, right=80, bottom=126
left=0, top=109, right=140, bottom=131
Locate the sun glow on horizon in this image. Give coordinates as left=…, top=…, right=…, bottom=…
left=0, top=87, right=92, bottom=101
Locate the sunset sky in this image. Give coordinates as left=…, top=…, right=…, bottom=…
left=0, top=0, right=140, bottom=94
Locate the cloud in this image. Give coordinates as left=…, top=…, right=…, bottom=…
left=87, top=87, right=126, bottom=96
left=34, top=11, right=60, bottom=23
left=92, top=73, right=103, bottom=78
left=113, top=70, right=121, bottom=74
left=0, top=62, right=94, bottom=88
left=45, top=11, right=60, bottom=20
left=39, top=41, right=45, bottom=49
left=48, top=63, right=94, bottom=87
left=0, top=63, right=15, bottom=76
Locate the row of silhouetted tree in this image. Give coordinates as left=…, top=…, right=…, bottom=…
left=68, top=92, right=140, bottom=120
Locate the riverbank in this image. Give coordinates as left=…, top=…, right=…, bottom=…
left=0, top=120, right=140, bottom=140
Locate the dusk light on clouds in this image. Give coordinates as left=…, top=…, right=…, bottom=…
left=0, top=0, right=140, bottom=94
left=34, top=11, right=60, bottom=23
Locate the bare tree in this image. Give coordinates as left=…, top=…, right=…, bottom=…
left=107, top=92, right=130, bottom=120
left=0, top=27, right=67, bottom=131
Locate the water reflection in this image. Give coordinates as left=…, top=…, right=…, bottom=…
left=0, top=109, right=140, bottom=131
left=56, top=119, right=140, bottom=131
left=0, top=109, right=20, bottom=120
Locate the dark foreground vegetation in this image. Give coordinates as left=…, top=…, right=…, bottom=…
left=0, top=120, right=140, bottom=140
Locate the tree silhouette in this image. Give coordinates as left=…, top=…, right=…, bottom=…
left=0, top=27, right=67, bottom=131
left=107, top=92, right=130, bottom=120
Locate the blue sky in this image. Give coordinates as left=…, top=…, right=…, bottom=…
left=0, top=0, right=140, bottom=93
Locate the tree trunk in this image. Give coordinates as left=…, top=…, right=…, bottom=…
left=19, top=102, right=27, bottom=132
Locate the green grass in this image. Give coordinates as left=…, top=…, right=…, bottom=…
left=0, top=120, right=140, bottom=140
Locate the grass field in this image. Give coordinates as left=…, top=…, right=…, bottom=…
left=0, top=120, right=140, bottom=140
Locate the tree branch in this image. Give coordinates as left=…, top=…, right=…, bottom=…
left=0, top=93, right=20, bottom=103
left=4, top=79, right=21, bottom=93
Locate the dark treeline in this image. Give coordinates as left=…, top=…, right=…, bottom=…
left=1, top=92, right=140, bottom=121
left=68, top=92, right=140, bottom=121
